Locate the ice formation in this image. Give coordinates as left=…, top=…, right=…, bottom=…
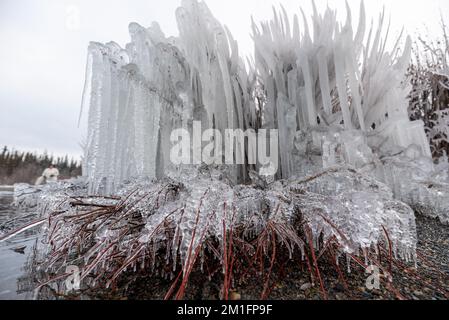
left=80, top=0, right=256, bottom=194
left=79, top=1, right=435, bottom=186
left=8, top=0, right=449, bottom=297
left=60, top=0, right=446, bottom=257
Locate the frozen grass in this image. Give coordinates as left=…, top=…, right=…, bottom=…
left=16, top=166, right=420, bottom=300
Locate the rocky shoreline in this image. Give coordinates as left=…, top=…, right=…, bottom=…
left=90, top=214, right=449, bottom=301
left=1, top=191, right=448, bottom=300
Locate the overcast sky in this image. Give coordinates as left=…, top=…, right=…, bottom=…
left=1, top=0, right=448, bottom=160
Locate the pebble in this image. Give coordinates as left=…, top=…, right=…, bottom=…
left=230, top=292, right=241, bottom=300
left=300, top=283, right=312, bottom=291
left=335, top=293, right=345, bottom=300
left=334, top=283, right=345, bottom=292
left=362, top=292, right=373, bottom=299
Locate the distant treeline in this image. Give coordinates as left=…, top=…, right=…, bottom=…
left=0, top=146, right=82, bottom=185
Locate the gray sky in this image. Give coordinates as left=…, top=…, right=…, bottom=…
left=1, top=0, right=448, bottom=160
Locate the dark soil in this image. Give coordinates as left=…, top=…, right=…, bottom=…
left=90, top=214, right=449, bottom=300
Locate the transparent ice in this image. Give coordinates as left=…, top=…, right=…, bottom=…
left=9, top=1, right=449, bottom=286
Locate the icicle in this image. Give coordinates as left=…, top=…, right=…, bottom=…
left=333, top=41, right=353, bottom=129
left=346, top=254, right=352, bottom=273
left=298, top=52, right=317, bottom=127
left=346, top=52, right=365, bottom=130
left=317, top=48, right=333, bottom=116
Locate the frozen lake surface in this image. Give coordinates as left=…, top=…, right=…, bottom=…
left=0, top=191, right=37, bottom=300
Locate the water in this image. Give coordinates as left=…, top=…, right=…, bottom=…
left=0, top=188, right=37, bottom=300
